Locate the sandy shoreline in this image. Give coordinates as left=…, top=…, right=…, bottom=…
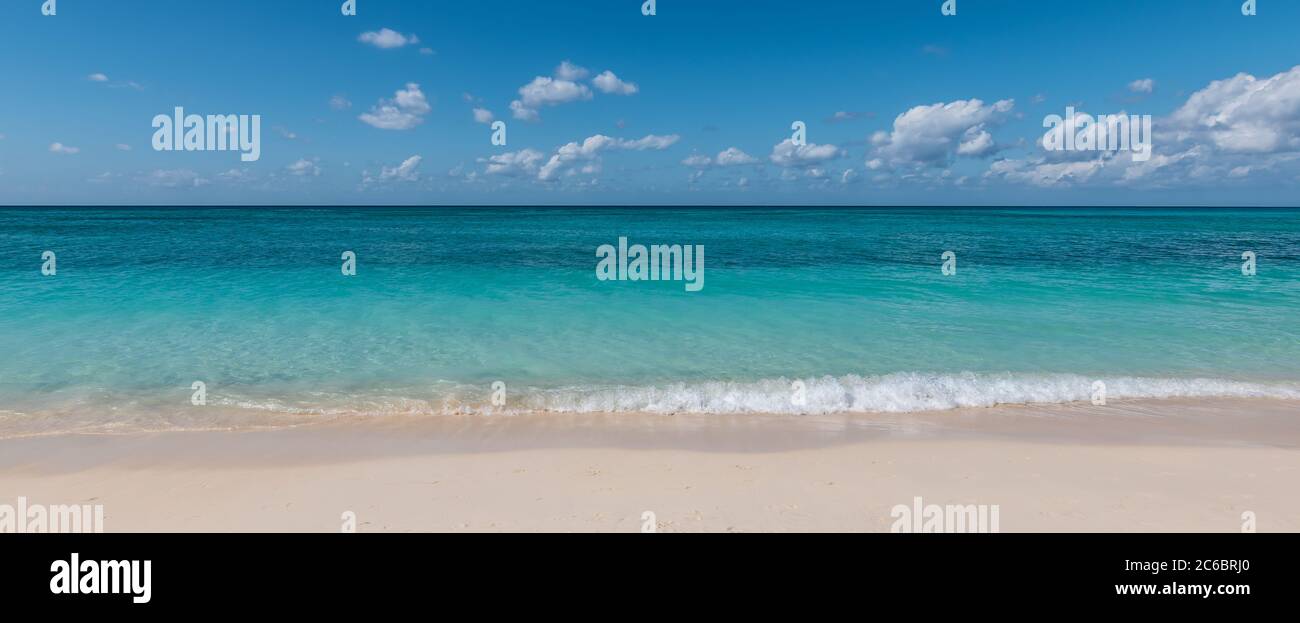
left=1, top=398, right=1297, bottom=532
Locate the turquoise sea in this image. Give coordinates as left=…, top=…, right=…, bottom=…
left=1, top=207, right=1297, bottom=436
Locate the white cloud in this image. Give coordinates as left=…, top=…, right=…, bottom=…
left=87, top=73, right=109, bottom=82
left=1167, top=65, right=1300, bottom=154
left=987, top=65, right=1300, bottom=191
left=555, top=60, right=589, bottom=81
left=986, top=156, right=1106, bottom=188
left=870, top=98, right=1014, bottom=167
left=619, top=134, right=680, bottom=150
left=509, top=100, right=540, bottom=122
left=359, top=83, right=431, bottom=130
left=330, top=95, right=352, bottom=110
left=770, top=139, right=842, bottom=167
left=115, top=143, right=131, bottom=151
left=49, top=142, right=80, bottom=154
left=392, top=85, right=432, bottom=114
left=518, top=77, right=592, bottom=107
left=511, top=76, right=592, bottom=121
left=1117, top=147, right=1204, bottom=184
left=382, top=155, right=423, bottom=181
left=482, top=149, right=545, bottom=176
left=358, top=28, right=420, bottom=49
left=538, top=133, right=679, bottom=181
left=955, top=127, right=996, bottom=156
left=682, top=154, right=713, bottom=168
left=593, top=70, right=638, bottom=95
left=1128, top=78, right=1155, bottom=94
left=472, top=107, right=495, bottom=124
left=287, top=158, right=321, bottom=177
left=682, top=147, right=758, bottom=169
left=363, top=155, right=424, bottom=186
left=716, top=146, right=757, bottom=166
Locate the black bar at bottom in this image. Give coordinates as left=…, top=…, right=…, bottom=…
left=0, top=533, right=1289, bottom=612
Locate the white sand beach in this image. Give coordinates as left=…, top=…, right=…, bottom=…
left=1, top=398, right=1297, bottom=532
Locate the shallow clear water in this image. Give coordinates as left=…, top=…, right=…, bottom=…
left=1, top=207, right=1297, bottom=434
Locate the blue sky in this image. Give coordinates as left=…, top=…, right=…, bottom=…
left=1, top=0, right=1298, bottom=205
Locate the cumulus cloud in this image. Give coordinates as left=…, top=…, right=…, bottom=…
left=49, top=142, right=80, bottom=154
left=472, top=107, right=495, bottom=124
left=330, top=95, right=352, bottom=110
left=986, top=156, right=1108, bottom=188
left=287, top=158, right=321, bottom=177
left=87, top=73, right=109, bottom=82
left=481, top=149, right=545, bottom=177
left=115, top=143, right=131, bottom=151
left=593, top=70, right=638, bottom=95
left=508, top=63, right=639, bottom=120
left=989, top=65, right=1300, bottom=190
left=715, top=147, right=758, bottom=166
left=769, top=139, right=843, bottom=168
left=682, top=154, right=713, bottom=168
left=987, top=145, right=1220, bottom=190
left=1128, top=78, right=1155, bottom=94
left=618, top=134, right=680, bottom=150
left=511, top=76, right=592, bottom=121
left=555, top=61, right=589, bottom=81
left=358, top=28, right=420, bottom=49
left=521, top=76, right=593, bottom=107
left=509, top=100, right=540, bottom=122
left=359, top=83, right=431, bottom=130
left=381, top=155, right=423, bottom=181
left=1166, top=65, right=1300, bottom=154
left=537, top=133, right=679, bottom=181
left=681, top=147, right=758, bottom=169
left=955, top=127, right=996, bottom=156
left=363, top=155, right=424, bottom=187
left=869, top=98, right=1014, bottom=168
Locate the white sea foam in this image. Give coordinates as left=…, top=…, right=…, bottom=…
left=3, top=373, right=1298, bottom=438
left=219, top=372, right=1300, bottom=417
